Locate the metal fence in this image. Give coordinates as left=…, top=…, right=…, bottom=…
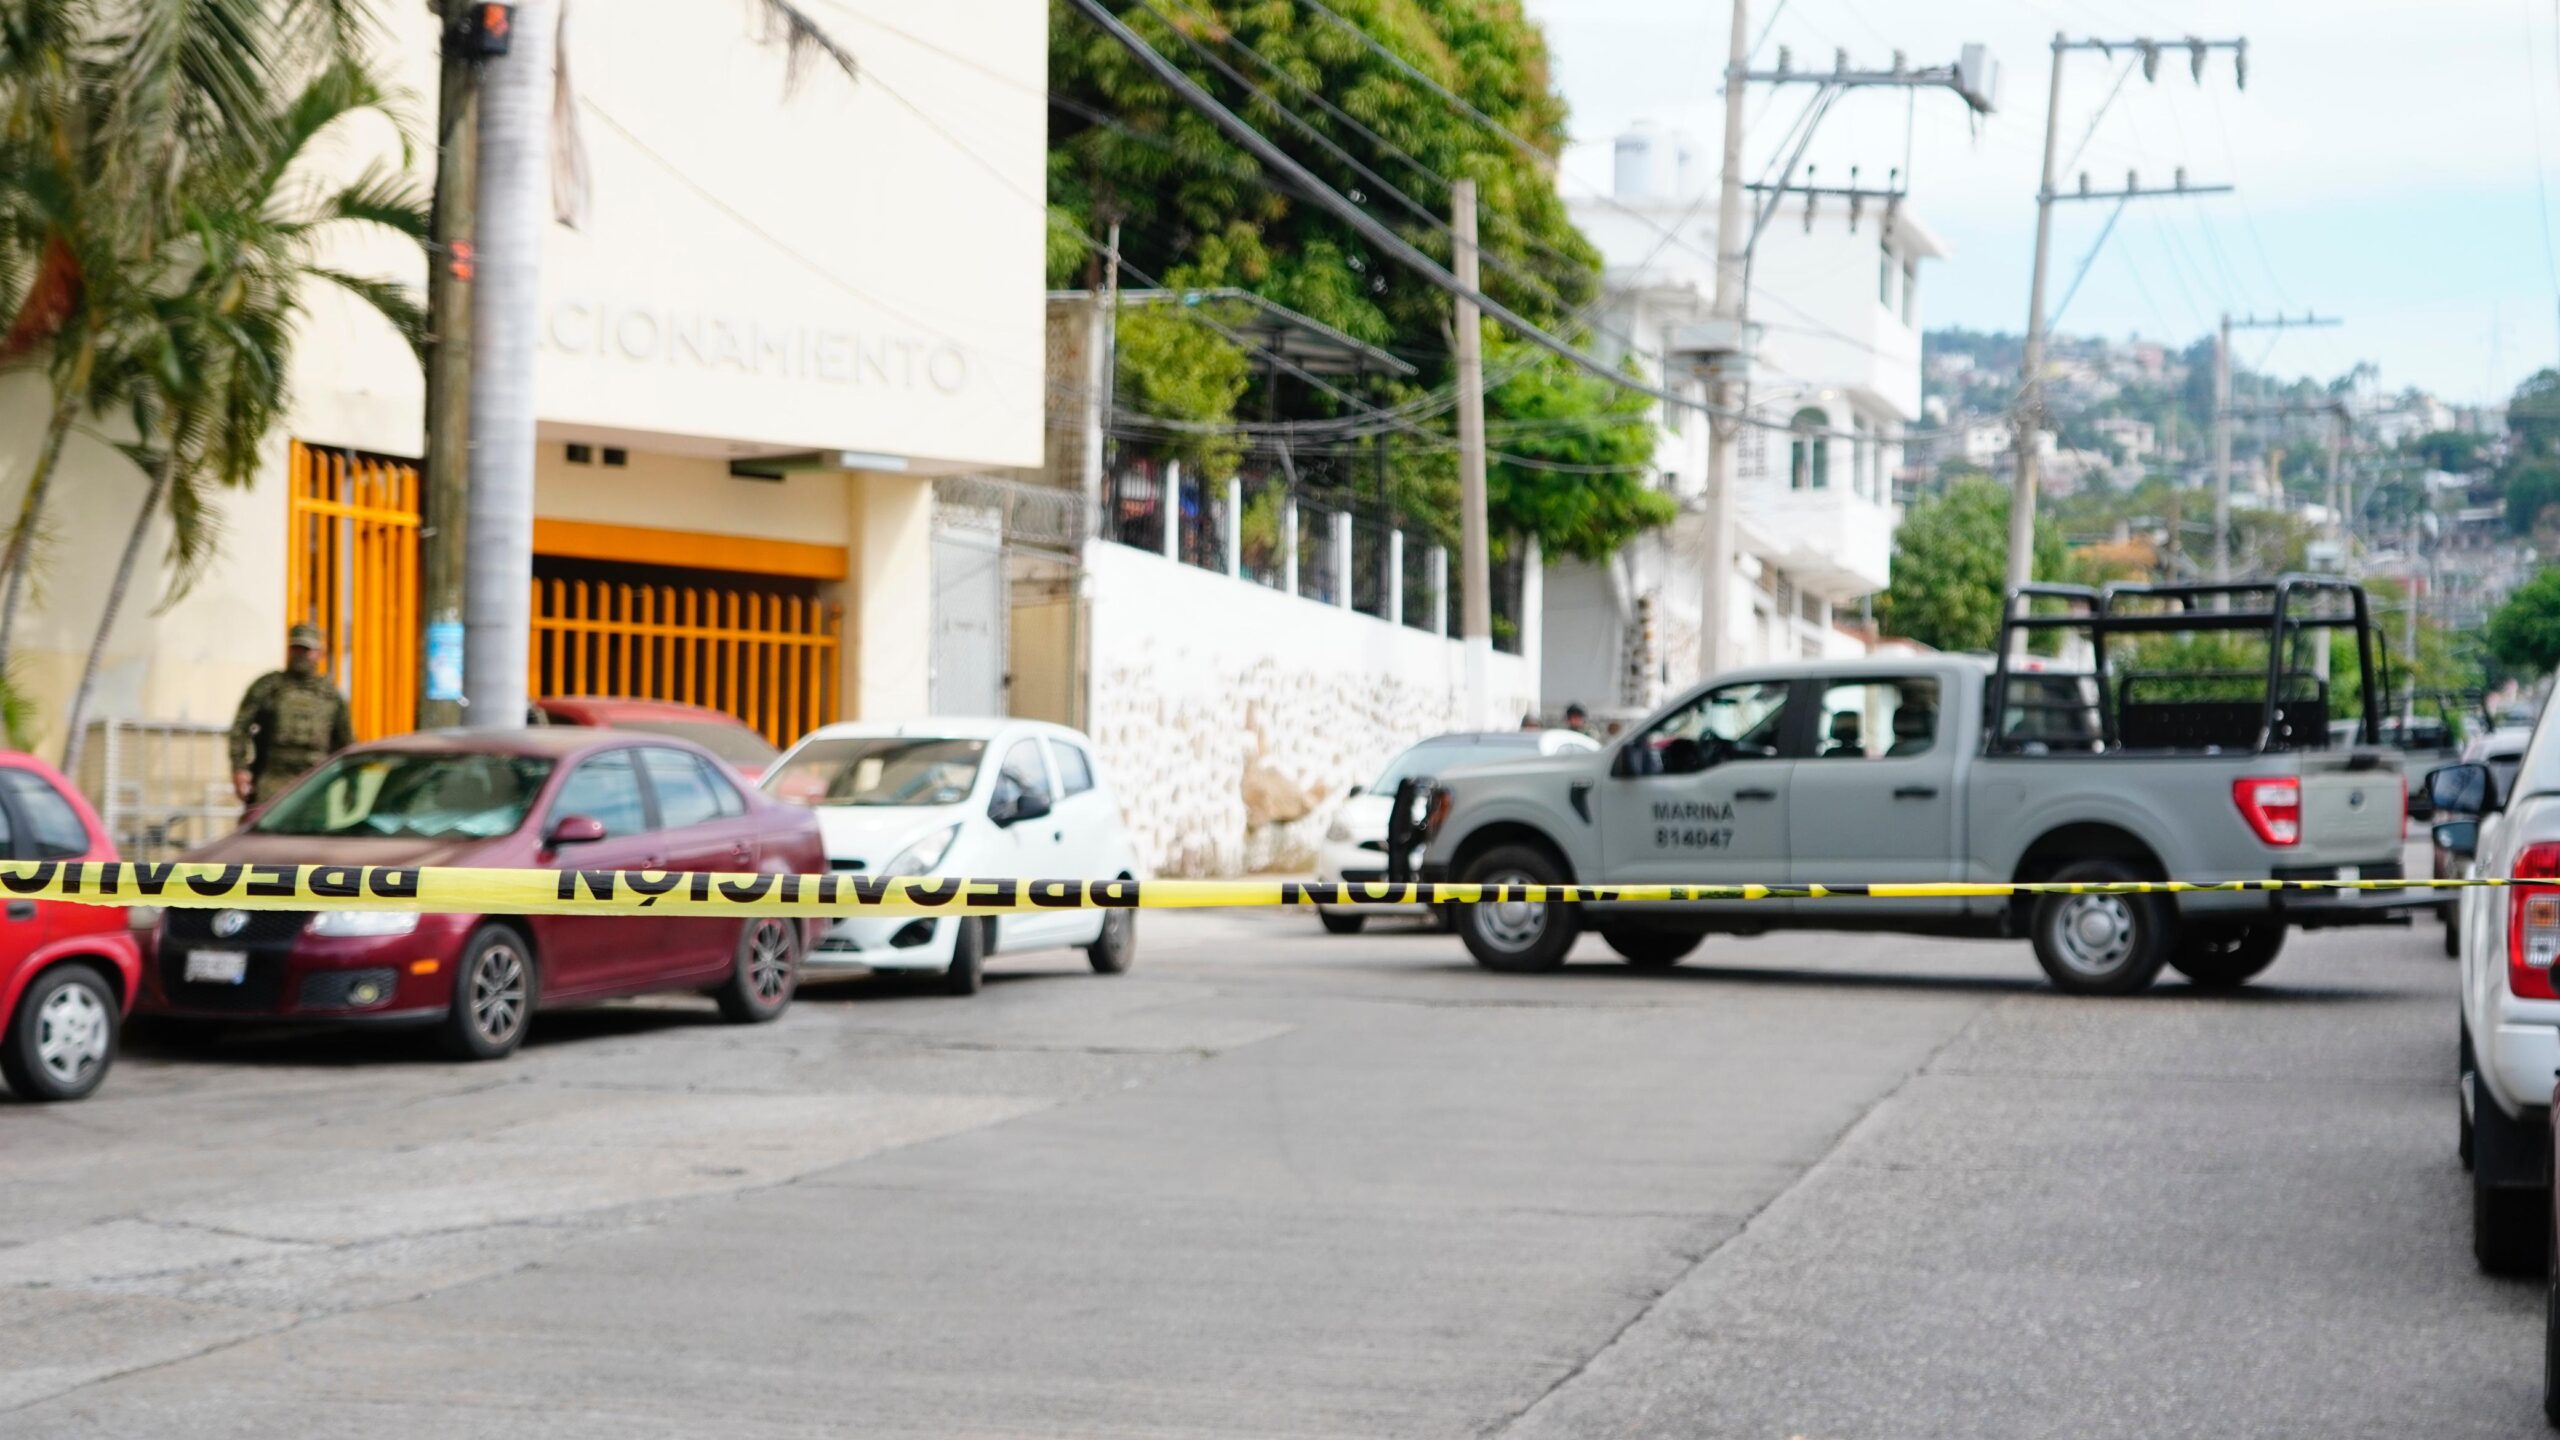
left=1103, top=458, right=1170, bottom=553
left=72, top=719, right=238, bottom=863
left=1350, top=514, right=1388, bottom=618
left=1402, top=538, right=1437, bottom=633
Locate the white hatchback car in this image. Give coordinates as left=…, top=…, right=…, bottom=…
left=1314, top=728, right=1600, bottom=934
left=760, top=719, right=1141, bottom=994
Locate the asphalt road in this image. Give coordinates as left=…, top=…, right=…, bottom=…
left=0, top=893, right=2530, bottom=1438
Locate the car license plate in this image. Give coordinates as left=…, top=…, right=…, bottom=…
left=2338, top=866, right=2360, bottom=883
left=185, top=949, right=248, bottom=985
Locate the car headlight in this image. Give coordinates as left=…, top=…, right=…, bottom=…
left=307, top=910, right=420, bottom=938
left=882, top=824, right=960, bottom=877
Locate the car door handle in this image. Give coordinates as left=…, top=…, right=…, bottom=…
left=1734, top=788, right=1778, bottom=802
left=1893, top=786, right=1940, bottom=799
left=5, top=900, right=34, bottom=921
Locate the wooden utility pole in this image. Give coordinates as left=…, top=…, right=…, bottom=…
left=1698, top=0, right=1748, bottom=680
left=420, top=0, right=481, bottom=729
left=1452, top=178, right=1492, bottom=724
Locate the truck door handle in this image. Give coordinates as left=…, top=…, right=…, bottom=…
left=1893, top=786, right=1940, bottom=799
left=1734, top=788, right=1778, bottom=802
left=4, top=900, right=34, bottom=921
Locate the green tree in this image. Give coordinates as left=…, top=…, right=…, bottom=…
left=2489, top=568, right=2560, bottom=677
left=2409, top=429, right=2486, bottom=473
left=1874, top=476, right=2066, bottom=652
left=59, top=57, right=428, bottom=774
left=2508, top=463, right=2560, bottom=537
left=1049, top=0, right=1663, bottom=558
left=2511, top=368, right=2560, bottom=461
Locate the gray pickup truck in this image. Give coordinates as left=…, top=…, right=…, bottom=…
left=1413, top=578, right=2413, bottom=994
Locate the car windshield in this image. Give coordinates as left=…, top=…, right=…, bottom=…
left=1371, top=738, right=1543, bottom=792
left=254, top=753, right=553, bottom=840
left=764, top=737, right=987, bottom=808
left=603, top=718, right=777, bottom=769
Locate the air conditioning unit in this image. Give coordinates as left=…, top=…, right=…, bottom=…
left=1957, top=44, right=2001, bottom=116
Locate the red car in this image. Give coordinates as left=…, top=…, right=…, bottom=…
left=0, top=753, right=142, bottom=1102
left=532, top=697, right=779, bottom=783
left=142, top=730, right=824, bottom=1060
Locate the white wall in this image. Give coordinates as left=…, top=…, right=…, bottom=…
left=1083, top=541, right=1535, bottom=878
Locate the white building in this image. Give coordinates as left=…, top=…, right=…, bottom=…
left=2, top=1, right=1048, bottom=804
left=2095, top=416, right=2156, bottom=461
left=1541, top=126, right=1944, bottom=715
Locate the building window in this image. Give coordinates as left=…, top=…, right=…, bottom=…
left=1851, top=415, right=1871, bottom=500
left=1790, top=409, right=1829, bottom=489
left=1878, top=241, right=1894, bottom=307
left=1900, top=258, right=1918, bottom=326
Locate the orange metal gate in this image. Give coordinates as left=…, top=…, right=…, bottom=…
left=530, top=577, right=841, bottom=748
left=286, top=442, right=420, bottom=741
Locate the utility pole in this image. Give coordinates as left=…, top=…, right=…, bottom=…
left=1452, top=178, right=1492, bottom=725
left=420, top=0, right=483, bottom=730
left=2213, top=311, right=2342, bottom=580
left=2008, top=33, right=2245, bottom=607
left=1698, top=0, right=1748, bottom=680
left=463, top=0, right=555, bottom=729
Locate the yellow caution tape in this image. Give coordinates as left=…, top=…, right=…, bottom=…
left=0, top=860, right=2506, bottom=918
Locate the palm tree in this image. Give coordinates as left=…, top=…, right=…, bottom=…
left=58, top=58, right=425, bottom=774
left=0, top=0, right=378, bottom=681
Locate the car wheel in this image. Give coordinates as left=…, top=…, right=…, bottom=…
left=1458, top=844, right=1578, bottom=973
left=717, top=916, right=799, bottom=1024
left=2, top=962, right=116, bottom=1102
left=2168, top=923, right=2286, bottom=990
left=1318, top=910, right=1365, bottom=936
left=1087, top=907, right=1135, bottom=975
left=1601, top=926, right=1702, bottom=969
left=944, top=917, right=986, bottom=996
left=439, top=925, right=534, bottom=1061
left=2027, top=860, right=2173, bottom=996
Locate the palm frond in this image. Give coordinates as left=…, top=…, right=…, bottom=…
left=309, top=265, right=423, bottom=358
left=323, top=162, right=428, bottom=241
left=739, top=0, right=859, bottom=90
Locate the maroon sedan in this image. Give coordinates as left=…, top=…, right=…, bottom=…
left=142, top=730, right=823, bottom=1060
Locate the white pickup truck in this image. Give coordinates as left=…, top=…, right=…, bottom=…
left=1412, top=579, right=2413, bottom=996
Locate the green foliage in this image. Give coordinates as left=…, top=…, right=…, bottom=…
left=2511, top=369, right=2560, bottom=461
left=2409, top=429, right=2486, bottom=473
left=1874, top=476, right=2067, bottom=653
left=2489, top=568, right=2560, bottom=677
left=2507, top=464, right=2560, bottom=538
left=1113, top=298, right=1251, bottom=481
left=1050, top=0, right=1665, bottom=559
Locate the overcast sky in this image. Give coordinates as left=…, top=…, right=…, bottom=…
left=1525, top=0, right=2549, bottom=405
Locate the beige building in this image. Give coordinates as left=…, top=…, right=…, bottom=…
left=1, top=0, right=1047, bottom=777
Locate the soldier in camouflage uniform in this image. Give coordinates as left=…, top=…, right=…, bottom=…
left=229, top=623, right=355, bottom=806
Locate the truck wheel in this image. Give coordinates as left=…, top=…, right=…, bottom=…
left=1459, top=844, right=1578, bottom=973
left=1601, top=926, right=1702, bottom=969
left=2027, top=860, right=2173, bottom=996
left=2168, top=923, right=2285, bottom=989
left=2443, top=907, right=2460, bottom=958
left=2461, top=1025, right=2477, bottom=1172
left=2546, top=1217, right=2560, bottom=1426
left=1318, top=911, right=1365, bottom=936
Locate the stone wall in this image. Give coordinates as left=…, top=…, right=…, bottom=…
left=1082, top=540, right=1537, bottom=877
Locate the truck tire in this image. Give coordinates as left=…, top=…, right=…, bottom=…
left=2027, top=859, right=2174, bottom=996
left=2443, top=906, right=2460, bottom=958
left=2168, top=922, right=2285, bottom=990
left=1318, top=911, right=1365, bottom=936
left=1459, top=844, right=1578, bottom=973
left=1601, top=926, right=1702, bottom=969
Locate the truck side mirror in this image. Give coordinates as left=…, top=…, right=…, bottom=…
left=2433, top=819, right=2479, bottom=860
left=2426, top=763, right=2497, bottom=818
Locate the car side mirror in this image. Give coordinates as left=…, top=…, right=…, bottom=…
left=1347, top=784, right=1364, bottom=798
left=545, top=814, right=608, bottom=848
left=2426, top=762, right=2497, bottom=818
left=991, top=784, right=1051, bottom=827
left=2434, top=819, right=2479, bottom=860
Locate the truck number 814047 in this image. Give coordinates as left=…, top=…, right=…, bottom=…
left=1657, top=827, right=1733, bottom=850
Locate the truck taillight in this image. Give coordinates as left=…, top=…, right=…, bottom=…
left=2232, top=777, right=2301, bottom=846
left=2511, top=843, right=2560, bottom=1001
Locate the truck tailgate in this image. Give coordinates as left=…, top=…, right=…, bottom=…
left=2296, top=753, right=2405, bottom=865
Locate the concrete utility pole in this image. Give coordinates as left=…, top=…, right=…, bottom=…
left=2009, top=34, right=2244, bottom=608
left=2213, top=312, right=2341, bottom=580
left=1452, top=178, right=1492, bottom=725
left=420, top=0, right=483, bottom=729
left=1697, top=0, right=1749, bottom=681
left=462, top=0, right=556, bottom=729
